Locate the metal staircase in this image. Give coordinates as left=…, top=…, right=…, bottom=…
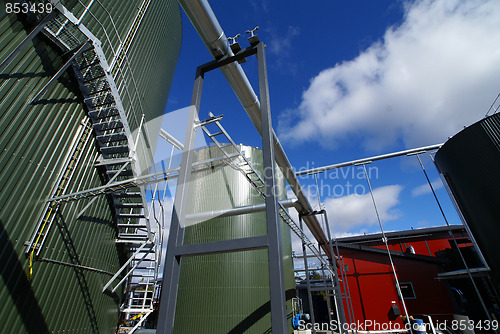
left=22, top=3, right=161, bottom=332
left=72, top=46, right=150, bottom=246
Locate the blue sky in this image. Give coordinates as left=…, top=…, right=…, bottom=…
left=157, top=0, right=500, bottom=249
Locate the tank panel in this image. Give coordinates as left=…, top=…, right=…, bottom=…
left=0, top=1, right=181, bottom=332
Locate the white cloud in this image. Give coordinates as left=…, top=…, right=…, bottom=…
left=278, top=0, right=500, bottom=151
left=267, top=25, right=300, bottom=57
left=324, top=184, right=403, bottom=234
left=411, top=177, right=444, bottom=197
left=289, top=184, right=403, bottom=256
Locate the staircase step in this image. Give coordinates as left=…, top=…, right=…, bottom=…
left=76, top=59, right=99, bottom=70
left=95, top=157, right=131, bottom=167
left=100, top=145, right=129, bottom=156
left=121, top=308, right=153, bottom=314
left=114, top=202, right=144, bottom=209
left=88, top=107, right=119, bottom=120
left=133, top=248, right=156, bottom=253
left=82, top=73, right=106, bottom=84
left=118, top=232, right=148, bottom=237
left=118, top=224, right=148, bottom=228
left=115, top=239, right=151, bottom=244
left=106, top=169, right=134, bottom=177
left=112, top=192, right=141, bottom=198
left=116, top=234, right=149, bottom=240
left=97, top=132, right=127, bottom=144
left=93, top=120, right=124, bottom=132
left=117, top=213, right=145, bottom=219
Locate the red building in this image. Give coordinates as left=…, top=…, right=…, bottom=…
left=333, top=225, right=496, bottom=330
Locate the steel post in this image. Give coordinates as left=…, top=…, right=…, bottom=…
left=322, top=211, right=348, bottom=332
left=257, top=42, right=289, bottom=333
left=156, top=68, right=204, bottom=334
left=300, top=216, right=316, bottom=334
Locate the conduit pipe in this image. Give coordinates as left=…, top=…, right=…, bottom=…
left=178, top=0, right=332, bottom=259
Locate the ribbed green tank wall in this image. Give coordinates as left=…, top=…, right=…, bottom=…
left=0, top=1, right=181, bottom=333
left=174, top=145, right=295, bottom=333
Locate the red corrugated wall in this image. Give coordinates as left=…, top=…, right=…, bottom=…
left=338, top=233, right=463, bottom=329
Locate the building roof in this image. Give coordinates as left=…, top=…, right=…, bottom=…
left=335, top=225, right=465, bottom=244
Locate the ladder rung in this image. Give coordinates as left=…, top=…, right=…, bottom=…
left=209, top=131, right=223, bottom=137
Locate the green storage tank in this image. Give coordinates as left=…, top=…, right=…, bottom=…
left=173, top=145, right=295, bottom=333
left=0, top=1, right=181, bottom=333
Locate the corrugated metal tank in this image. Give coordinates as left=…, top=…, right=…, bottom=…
left=434, top=113, right=500, bottom=288
left=0, top=1, right=181, bottom=333
left=174, top=145, right=295, bottom=333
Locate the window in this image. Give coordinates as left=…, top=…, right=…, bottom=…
left=399, top=282, right=416, bottom=299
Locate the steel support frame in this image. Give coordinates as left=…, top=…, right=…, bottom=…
left=299, top=215, right=317, bottom=334
left=321, top=211, right=347, bottom=330
left=157, top=42, right=288, bottom=333
left=301, top=210, right=347, bottom=333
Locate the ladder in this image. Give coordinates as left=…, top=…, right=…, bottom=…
left=25, top=120, right=92, bottom=278
left=199, top=113, right=336, bottom=276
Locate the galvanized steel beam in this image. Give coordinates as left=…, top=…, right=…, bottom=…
left=257, top=42, right=288, bottom=333
left=156, top=66, right=205, bottom=334
left=297, top=143, right=444, bottom=176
